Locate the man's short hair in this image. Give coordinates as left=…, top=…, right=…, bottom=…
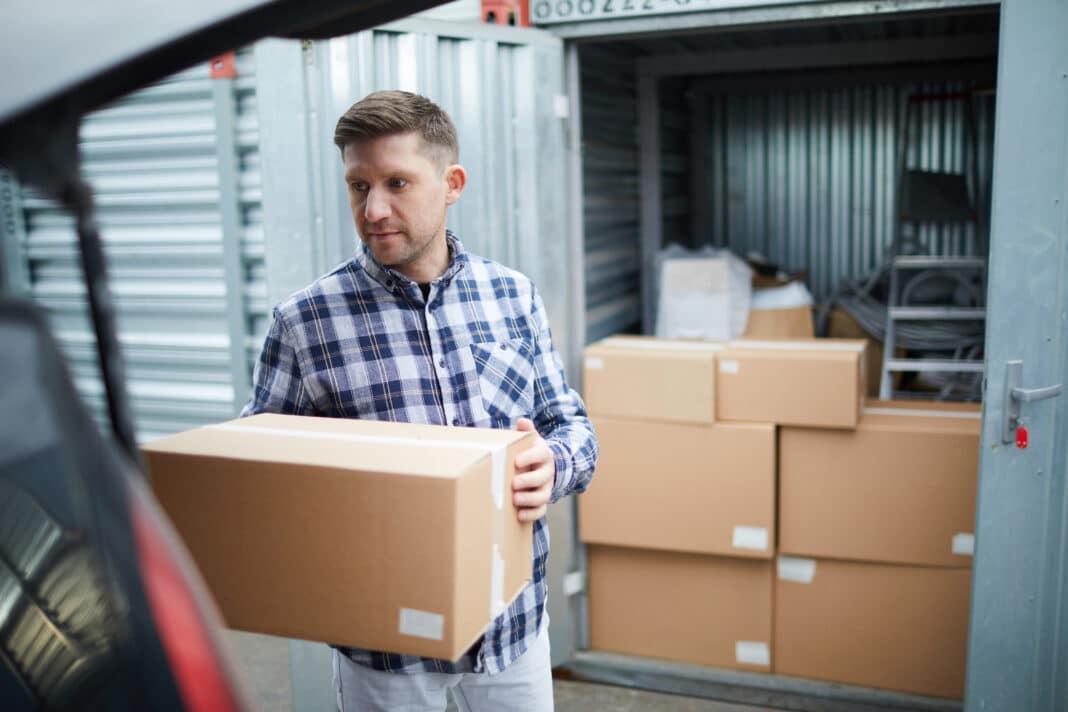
left=334, top=90, right=459, bottom=168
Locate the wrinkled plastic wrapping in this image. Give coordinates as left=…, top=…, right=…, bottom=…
left=654, top=245, right=753, bottom=340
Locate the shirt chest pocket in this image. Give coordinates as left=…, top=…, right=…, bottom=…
left=469, top=339, right=536, bottom=427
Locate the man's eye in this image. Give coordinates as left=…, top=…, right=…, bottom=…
left=389, top=178, right=407, bottom=188
left=351, top=182, right=368, bottom=192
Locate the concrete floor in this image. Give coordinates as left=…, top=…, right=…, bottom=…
left=224, top=631, right=778, bottom=712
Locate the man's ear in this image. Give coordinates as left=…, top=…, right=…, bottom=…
left=444, top=164, right=467, bottom=205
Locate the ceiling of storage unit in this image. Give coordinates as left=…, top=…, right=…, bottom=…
left=581, top=7, right=999, bottom=61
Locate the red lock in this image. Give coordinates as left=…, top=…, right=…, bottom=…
left=1016, top=426, right=1029, bottom=449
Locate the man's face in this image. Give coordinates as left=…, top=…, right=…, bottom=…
left=342, top=131, right=464, bottom=283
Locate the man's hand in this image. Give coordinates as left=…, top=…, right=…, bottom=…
left=512, top=418, right=555, bottom=523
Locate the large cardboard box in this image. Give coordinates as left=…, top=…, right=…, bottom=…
left=589, top=546, right=773, bottom=672
left=142, top=413, right=534, bottom=661
left=583, top=336, right=723, bottom=424
left=716, top=339, right=867, bottom=428
left=780, top=401, right=981, bottom=567
left=775, top=557, right=971, bottom=699
left=579, top=417, right=775, bottom=558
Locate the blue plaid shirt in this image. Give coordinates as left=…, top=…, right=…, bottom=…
left=242, top=232, right=597, bottom=675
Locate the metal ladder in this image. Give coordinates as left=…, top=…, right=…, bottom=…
left=879, top=91, right=987, bottom=400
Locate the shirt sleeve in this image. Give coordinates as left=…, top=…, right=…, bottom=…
left=526, top=284, right=599, bottom=504
left=241, top=307, right=316, bottom=417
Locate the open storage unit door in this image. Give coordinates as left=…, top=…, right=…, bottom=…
left=536, top=1, right=1017, bottom=710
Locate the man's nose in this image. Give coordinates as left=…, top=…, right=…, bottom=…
left=364, top=188, right=391, bottom=222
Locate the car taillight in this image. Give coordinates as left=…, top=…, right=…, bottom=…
left=128, top=477, right=246, bottom=711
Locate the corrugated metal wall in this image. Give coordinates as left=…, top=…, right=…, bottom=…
left=660, top=77, right=691, bottom=248
left=699, top=81, right=996, bottom=301
left=17, top=50, right=265, bottom=441
left=580, top=43, right=641, bottom=343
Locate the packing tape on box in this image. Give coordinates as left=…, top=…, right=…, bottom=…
left=952, top=532, right=975, bottom=556
left=398, top=608, right=445, bottom=641
left=777, top=556, right=817, bottom=584
left=491, top=544, right=506, bottom=618
left=735, top=641, right=771, bottom=667
left=584, top=356, right=605, bottom=370
left=598, top=337, right=725, bottom=352
left=728, top=339, right=865, bottom=352
left=863, top=407, right=982, bottom=420
left=490, top=446, right=505, bottom=510
left=206, top=422, right=510, bottom=510
left=732, top=525, right=768, bottom=551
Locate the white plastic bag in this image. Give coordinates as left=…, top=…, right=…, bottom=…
left=654, top=245, right=753, bottom=340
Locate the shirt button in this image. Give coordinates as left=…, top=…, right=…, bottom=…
left=452, top=418, right=461, bottom=426
left=438, top=358, right=446, bottom=368
left=499, top=343, right=508, bottom=351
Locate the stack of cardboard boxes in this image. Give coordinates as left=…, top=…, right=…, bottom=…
left=579, top=335, right=978, bottom=699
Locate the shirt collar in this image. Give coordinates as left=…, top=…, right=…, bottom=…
left=356, top=230, right=467, bottom=292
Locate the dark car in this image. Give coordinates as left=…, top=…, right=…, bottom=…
left=0, top=1, right=442, bottom=709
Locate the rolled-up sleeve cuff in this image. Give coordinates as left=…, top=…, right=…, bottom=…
left=547, top=439, right=573, bottom=504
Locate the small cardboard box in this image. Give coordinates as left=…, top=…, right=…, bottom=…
left=744, top=306, right=815, bottom=339
left=780, top=401, right=981, bottom=567
left=583, top=336, right=723, bottom=424
left=142, top=413, right=535, bottom=661
left=589, top=546, right=773, bottom=672
left=716, top=339, right=868, bottom=428
left=579, top=417, right=775, bottom=558
left=828, top=308, right=902, bottom=398
left=775, top=556, right=971, bottom=699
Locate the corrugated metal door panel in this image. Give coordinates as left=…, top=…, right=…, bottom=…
left=18, top=49, right=263, bottom=441
left=704, top=80, right=995, bottom=302
left=580, top=43, right=641, bottom=343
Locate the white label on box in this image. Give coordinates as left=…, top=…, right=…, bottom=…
left=719, top=359, right=740, bottom=374
left=584, top=356, right=605, bottom=370
left=399, top=608, right=444, bottom=641
left=732, top=526, right=768, bottom=551
left=562, top=571, right=586, bottom=597
left=952, top=533, right=975, bottom=556
left=735, top=641, right=771, bottom=667
left=777, top=556, right=817, bottom=584
left=491, top=545, right=506, bottom=617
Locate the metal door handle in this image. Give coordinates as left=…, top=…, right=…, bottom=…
left=1003, top=360, right=1064, bottom=443
left=1012, top=383, right=1063, bottom=403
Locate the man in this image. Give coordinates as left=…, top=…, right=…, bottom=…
left=242, top=90, right=598, bottom=711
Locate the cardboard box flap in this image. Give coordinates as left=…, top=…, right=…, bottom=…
left=591, top=335, right=726, bottom=353
left=727, top=338, right=867, bottom=353
left=859, top=407, right=982, bottom=435
left=143, top=413, right=528, bottom=484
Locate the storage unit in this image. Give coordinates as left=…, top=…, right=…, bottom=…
left=542, top=2, right=1009, bottom=709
